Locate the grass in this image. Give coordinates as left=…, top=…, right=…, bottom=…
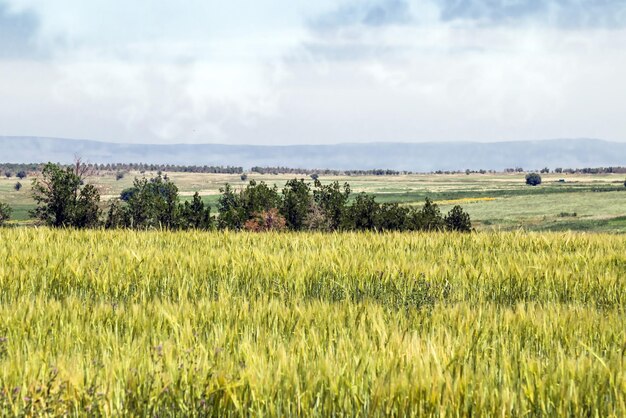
left=0, top=229, right=625, bottom=415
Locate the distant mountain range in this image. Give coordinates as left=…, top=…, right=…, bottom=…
left=0, top=136, right=625, bottom=172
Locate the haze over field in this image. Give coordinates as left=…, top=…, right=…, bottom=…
left=1, top=0, right=625, bottom=147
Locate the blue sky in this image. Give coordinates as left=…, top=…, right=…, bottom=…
left=1, top=0, right=625, bottom=144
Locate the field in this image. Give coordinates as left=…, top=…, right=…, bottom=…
left=2, top=171, right=626, bottom=232
left=1, top=229, right=625, bottom=415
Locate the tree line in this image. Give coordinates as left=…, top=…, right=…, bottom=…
left=0, top=162, right=472, bottom=232
left=250, top=167, right=408, bottom=176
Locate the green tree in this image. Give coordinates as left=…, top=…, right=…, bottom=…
left=445, top=205, right=472, bottom=232
left=217, top=183, right=246, bottom=230
left=0, top=202, right=11, bottom=226
left=378, top=203, right=409, bottom=231
left=16, top=171, right=27, bottom=180
left=525, top=173, right=542, bottom=186
left=345, top=193, right=380, bottom=231
left=31, top=162, right=101, bottom=228
left=313, top=180, right=351, bottom=230
left=410, top=198, right=445, bottom=231
left=123, top=175, right=180, bottom=229
left=14, top=182, right=22, bottom=191
left=240, top=180, right=281, bottom=219
left=281, top=179, right=312, bottom=230
left=179, top=192, right=214, bottom=230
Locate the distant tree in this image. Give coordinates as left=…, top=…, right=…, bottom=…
left=445, top=205, right=472, bottom=232
left=525, top=173, right=542, bottom=186
left=4, top=171, right=11, bottom=178
left=554, top=168, right=563, bottom=174
left=0, top=202, right=11, bottom=226
left=281, top=179, right=312, bottom=230
left=30, top=162, right=101, bottom=228
left=115, top=171, right=125, bottom=181
left=310, top=173, right=319, bottom=181
left=240, top=173, right=248, bottom=181
left=16, top=171, right=27, bottom=180
left=540, top=167, right=550, bottom=174
left=14, top=182, right=22, bottom=191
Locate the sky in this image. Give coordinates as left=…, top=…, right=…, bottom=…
left=1, top=0, right=625, bottom=145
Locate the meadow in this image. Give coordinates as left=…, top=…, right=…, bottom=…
left=2, top=171, right=625, bottom=232
left=1, top=229, right=625, bottom=415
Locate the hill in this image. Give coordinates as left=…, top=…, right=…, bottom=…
left=0, top=136, right=624, bottom=171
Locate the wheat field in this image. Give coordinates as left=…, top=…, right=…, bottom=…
left=0, top=229, right=625, bottom=416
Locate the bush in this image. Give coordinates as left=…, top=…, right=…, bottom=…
left=14, top=182, right=22, bottom=192
left=525, top=173, right=542, bottom=186
left=16, top=171, right=27, bottom=179
left=0, top=202, right=11, bottom=226
left=445, top=205, right=472, bottom=232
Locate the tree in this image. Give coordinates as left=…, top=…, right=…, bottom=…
left=378, top=203, right=409, bottom=231
left=115, top=171, right=125, bottom=181
left=244, top=208, right=286, bottom=232
left=217, top=184, right=245, bottom=230
left=310, top=173, right=319, bottom=181
left=540, top=167, right=550, bottom=174
left=31, top=162, right=101, bottom=228
left=122, top=175, right=180, bottom=229
left=4, top=171, right=11, bottom=178
left=313, top=180, right=351, bottom=230
left=410, top=198, right=445, bottom=231
left=16, top=171, right=27, bottom=180
left=0, top=202, right=11, bottom=226
left=344, top=193, right=380, bottom=231
left=14, top=182, right=22, bottom=191
left=240, top=173, right=248, bottom=181
left=445, top=205, right=472, bottom=232
left=281, top=179, right=312, bottom=230
left=179, top=192, right=214, bottom=230
left=525, top=173, right=542, bottom=186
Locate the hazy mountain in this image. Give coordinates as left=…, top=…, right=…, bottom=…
left=1, top=136, right=625, bottom=172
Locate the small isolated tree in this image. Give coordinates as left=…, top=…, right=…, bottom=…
left=240, top=173, right=248, bottom=182
left=16, top=171, right=27, bottom=180
left=445, top=205, right=472, bottom=232
left=310, top=173, right=319, bottom=181
left=115, top=171, right=125, bottom=181
left=4, top=171, right=11, bottom=178
left=0, top=202, right=11, bottom=226
left=525, top=173, right=542, bottom=186
left=14, top=182, right=22, bottom=191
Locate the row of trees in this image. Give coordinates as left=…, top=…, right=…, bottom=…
left=1, top=162, right=472, bottom=232
left=250, top=167, right=407, bottom=176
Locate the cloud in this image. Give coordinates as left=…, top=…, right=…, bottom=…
left=438, top=0, right=626, bottom=28
left=0, top=1, right=41, bottom=59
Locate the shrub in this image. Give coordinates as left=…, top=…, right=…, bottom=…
left=14, top=182, right=22, bottom=192
left=0, top=202, right=11, bottom=226
left=445, top=205, right=472, bottom=232
left=525, top=173, right=542, bottom=186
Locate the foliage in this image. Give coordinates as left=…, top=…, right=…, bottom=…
left=243, top=208, right=287, bottom=232
left=280, top=179, right=312, bottom=230
left=16, top=171, right=27, bottom=179
left=0, top=229, right=625, bottom=415
left=30, top=162, right=101, bottom=228
left=13, top=182, right=22, bottom=192
left=313, top=180, right=351, bottom=230
left=526, top=173, right=542, bottom=186
left=118, top=175, right=180, bottom=229
left=179, top=192, right=214, bottom=230
left=445, top=205, right=472, bottom=232
left=344, top=193, right=380, bottom=230
left=0, top=202, right=11, bottom=225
